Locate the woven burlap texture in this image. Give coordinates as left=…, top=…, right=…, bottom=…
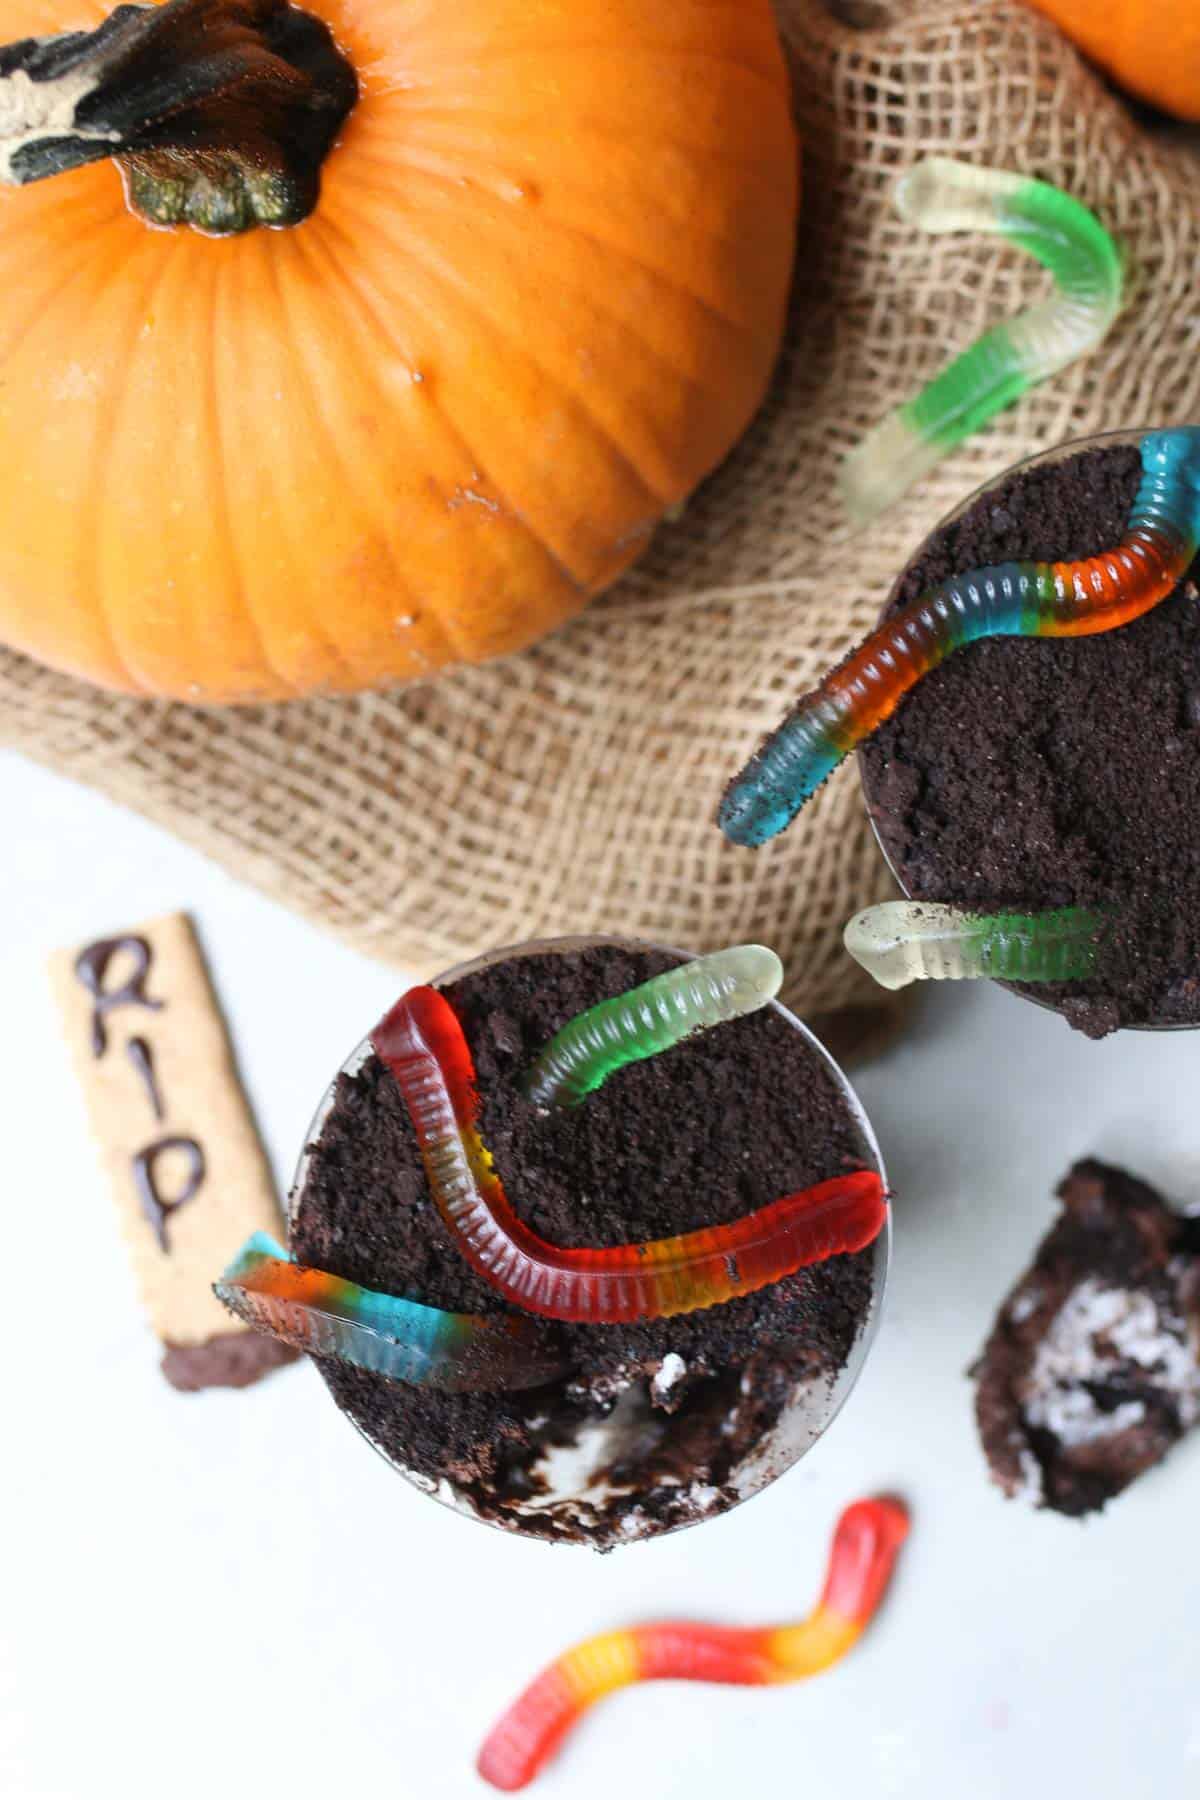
left=3, top=0, right=1198, bottom=1015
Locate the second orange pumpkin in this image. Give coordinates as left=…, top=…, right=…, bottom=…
left=1027, top=0, right=1200, bottom=122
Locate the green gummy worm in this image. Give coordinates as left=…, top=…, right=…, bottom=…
left=841, top=159, right=1123, bottom=523
left=523, top=945, right=784, bottom=1109
left=844, top=901, right=1107, bottom=991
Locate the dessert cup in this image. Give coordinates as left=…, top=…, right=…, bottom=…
left=858, top=428, right=1200, bottom=1035
left=288, top=935, right=890, bottom=1548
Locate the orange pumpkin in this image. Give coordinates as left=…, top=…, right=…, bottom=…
left=1027, top=0, right=1200, bottom=122
left=0, top=0, right=798, bottom=702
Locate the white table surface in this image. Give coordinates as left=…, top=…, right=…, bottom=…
left=3, top=749, right=1199, bottom=1800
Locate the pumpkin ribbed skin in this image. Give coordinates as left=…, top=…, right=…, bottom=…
left=0, top=0, right=798, bottom=701
left=1027, top=0, right=1200, bottom=122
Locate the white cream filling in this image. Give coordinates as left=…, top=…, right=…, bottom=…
left=651, top=1352, right=688, bottom=1405
left=1021, top=1279, right=1200, bottom=1449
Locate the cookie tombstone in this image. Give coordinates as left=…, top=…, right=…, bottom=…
left=50, top=912, right=295, bottom=1390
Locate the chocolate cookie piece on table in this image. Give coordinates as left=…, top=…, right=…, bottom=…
left=972, top=1160, right=1200, bottom=1516
left=49, top=912, right=297, bottom=1391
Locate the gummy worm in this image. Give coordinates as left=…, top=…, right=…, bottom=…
left=841, top=158, right=1123, bottom=522
left=213, top=1232, right=567, bottom=1392
left=721, top=426, right=1200, bottom=847
left=372, top=986, right=887, bottom=1324
left=523, top=945, right=782, bottom=1109
left=476, top=1496, right=910, bottom=1792
left=844, top=902, right=1108, bottom=991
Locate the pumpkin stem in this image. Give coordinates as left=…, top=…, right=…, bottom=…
left=0, top=0, right=357, bottom=235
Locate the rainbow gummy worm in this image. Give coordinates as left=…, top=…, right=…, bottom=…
left=841, top=159, right=1123, bottom=522
left=372, top=985, right=887, bottom=1324
left=213, top=1232, right=566, bottom=1391
left=523, top=945, right=783, bottom=1109
left=845, top=901, right=1106, bottom=991
left=476, top=1496, right=910, bottom=1791
left=721, top=426, right=1200, bottom=847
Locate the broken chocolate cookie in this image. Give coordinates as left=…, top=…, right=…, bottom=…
left=972, top=1159, right=1200, bottom=1516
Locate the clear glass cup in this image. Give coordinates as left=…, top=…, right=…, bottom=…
left=288, top=934, right=891, bottom=1545
left=859, top=426, right=1192, bottom=1032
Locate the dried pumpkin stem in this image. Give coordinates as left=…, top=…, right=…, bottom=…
left=0, top=0, right=357, bottom=235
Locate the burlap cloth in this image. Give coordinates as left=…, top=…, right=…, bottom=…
left=3, top=0, right=1198, bottom=1044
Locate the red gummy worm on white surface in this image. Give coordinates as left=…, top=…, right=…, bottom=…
left=477, top=1496, right=910, bottom=1791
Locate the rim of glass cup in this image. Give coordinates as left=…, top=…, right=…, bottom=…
left=287, top=934, right=892, bottom=1546
left=858, top=425, right=1194, bottom=1033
